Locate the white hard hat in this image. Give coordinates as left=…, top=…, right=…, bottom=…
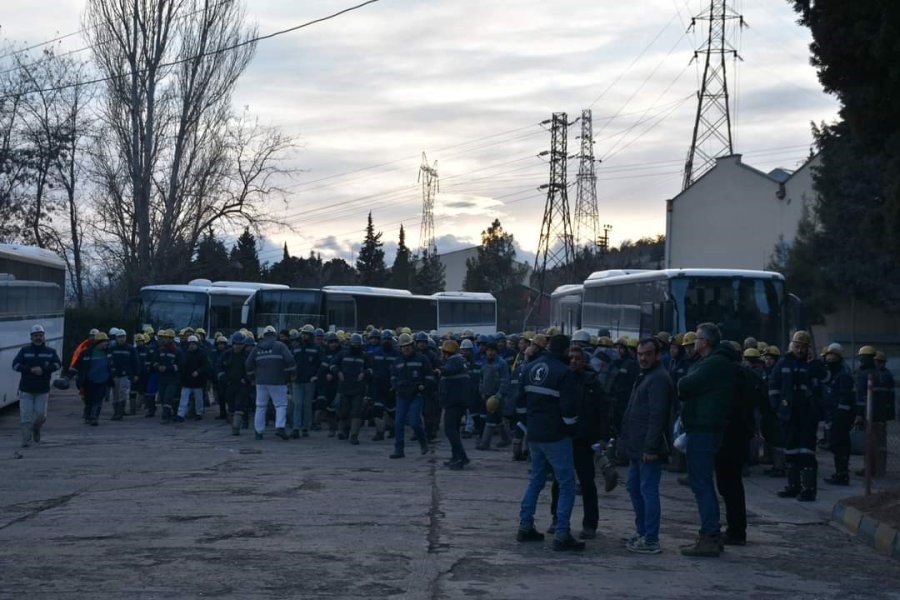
left=263, top=325, right=277, bottom=335
left=114, top=328, right=126, bottom=337
left=460, top=339, right=474, bottom=350
left=31, top=324, right=45, bottom=334
left=572, top=329, right=591, bottom=344
left=89, top=328, right=99, bottom=336
left=187, top=335, right=199, bottom=343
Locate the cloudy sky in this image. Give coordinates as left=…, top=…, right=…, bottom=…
left=2, top=0, right=838, bottom=267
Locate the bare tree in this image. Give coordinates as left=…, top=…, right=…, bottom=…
left=85, top=0, right=279, bottom=292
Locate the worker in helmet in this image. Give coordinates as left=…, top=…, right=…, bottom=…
left=12, top=324, right=62, bottom=447
left=290, top=325, right=321, bottom=438
left=819, top=344, right=855, bottom=485
left=477, top=339, right=511, bottom=451
left=75, top=332, right=113, bottom=427
left=769, top=331, right=827, bottom=502
left=108, top=328, right=139, bottom=422
left=415, top=331, right=442, bottom=442
left=370, top=329, right=400, bottom=442
left=855, top=346, right=895, bottom=476
left=216, top=332, right=252, bottom=435
left=331, top=333, right=373, bottom=445
left=153, top=330, right=183, bottom=422
left=245, top=326, right=296, bottom=440
left=608, top=336, right=639, bottom=438
left=438, top=339, right=470, bottom=469
left=389, top=333, right=433, bottom=458
left=316, top=332, right=343, bottom=436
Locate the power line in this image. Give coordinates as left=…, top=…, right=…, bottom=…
left=0, top=0, right=383, bottom=101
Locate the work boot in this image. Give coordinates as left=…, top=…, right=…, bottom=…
left=21, top=424, right=33, bottom=448
left=797, top=467, right=817, bottom=502
left=419, top=437, right=429, bottom=455
left=275, top=428, right=289, bottom=441
left=291, top=429, right=301, bottom=439
left=390, top=450, right=405, bottom=459
left=516, top=526, right=545, bottom=543
left=350, top=434, right=360, bottom=445
left=476, top=427, right=493, bottom=451
left=777, top=465, right=801, bottom=498
left=680, top=533, right=722, bottom=557
left=372, top=432, right=385, bottom=442
left=127, top=395, right=137, bottom=416
left=603, top=464, right=620, bottom=492
left=32, top=417, right=45, bottom=443
left=161, top=405, right=173, bottom=424
left=231, top=412, right=242, bottom=436
left=350, top=418, right=363, bottom=441
left=553, top=531, right=586, bottom=552
left=512, top=439, right=525, bottom=461
left=824, top=472, right=849, bottom=486
left=496, top=425, right=512, bottom=448
left=114, top=401, right=126, bottom=420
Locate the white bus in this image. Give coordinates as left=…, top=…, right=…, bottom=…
left=581, top=268, right=789, bottom=348
left=138, top=279, right=288, bottom=335
left=242, top=286, right=497, bottom=336
left=549, top=284, right=583, bottom=335
left=0, top=244, right=66, bottom=408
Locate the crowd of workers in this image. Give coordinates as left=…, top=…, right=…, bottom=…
left=10, top=319, right=897, bottom=556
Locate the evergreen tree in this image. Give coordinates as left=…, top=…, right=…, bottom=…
left=268, top=243, right=304, bottom=286
left=389, top=225, right=413, bottom=290
left=412, top=249, right=445, bottom=294
left=229, top=227, right=262, bottom=281
left=322, top=257, right=358, bottom=285
left=192, top=229, right=231, bottom=281
left=356, top=212, right=388, bottom=286
left=464, top=219, right=528, bottom=294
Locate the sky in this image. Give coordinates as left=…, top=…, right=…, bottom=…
left=1, top=0, right=839, bottom=268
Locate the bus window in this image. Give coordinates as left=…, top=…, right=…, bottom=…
left=325, top=294, right=356, bottom=331
left=141, top=290, right=208, bottom=331
left=209, top=294, right=248, bottom=334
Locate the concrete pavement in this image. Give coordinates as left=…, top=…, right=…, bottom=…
left=1, top=392, right=899, bottom=600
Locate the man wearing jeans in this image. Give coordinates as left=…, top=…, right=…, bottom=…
left=389, top=333, right=432, bottom=458
left=290, top=325, right=321, bottom=438
left=12, top=324, right=61, bottom=447
left=677, top=322, right=735, bottom=557
left=516, top=334, right=584, bottom=552
left=620, top=338, right=674, bottom=554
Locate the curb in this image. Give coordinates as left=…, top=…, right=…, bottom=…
left=832, top=501, right=900, bottom=559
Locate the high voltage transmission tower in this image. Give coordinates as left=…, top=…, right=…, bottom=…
left=573, top=109, right=600, bottom=249
left=417, top=152, right=439, bottom=255
left=682, top=0, right=745, bottom=191
left=528, top=112, right=575, bottom=325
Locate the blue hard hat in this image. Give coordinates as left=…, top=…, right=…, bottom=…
left=315, top=328, right=325, bottom=337
left=367, top=329, right=381, bottom=340
left=381, top=329, right=395, bottom=340
left=325, top=332, right=338, bottom=342
left=230, top=332, right=245, bottom=345
left=476, top=334, right=490, bottom=344
left=415, top=331, right=429, bottom=342
left=350, top=333, right=364, bottom=346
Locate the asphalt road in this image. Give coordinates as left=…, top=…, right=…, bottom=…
left=1, top=392, right=899, bottom=600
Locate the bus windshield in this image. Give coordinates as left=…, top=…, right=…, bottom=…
left=254, top=289, right=324, bottom=331
left=141, top=290, right=207, bottom=331
left=670, top=276, right=785, bottom=344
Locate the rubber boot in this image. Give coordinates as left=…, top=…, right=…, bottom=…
left=797, top=466, right=818, bottom=502
left=231, top=412, right=242, bottom=436
left=476, top=426, right=493, bottom=451
left=777, top=464, right=801, bottom=497
left=372, top=418, right=385, bottom=441
left=349, top=418, right=363, bottom=445
left=32, top=416, right=45, bottom=443
left=496, top=424, right=512, bottom=448
left=111, top=402, right=124, bottom=421
left=21, top=424, right=33, bottom=448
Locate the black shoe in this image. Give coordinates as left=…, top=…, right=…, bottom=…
left=90, top=418, right=98, bottom=426
left=722, top=532, right=746, bottom=546
left=174, top=416, right=185, bottom=423
left=447, top=461, right=464, bottom=471
left=337, top=432, right=348, bottom=440
left=372, top=432, right=385, bottom=442
left=301, top=429, right=309, bottom=437
left=310, top=423, right=321, bottom=431
left=797, top=490, right=817, bottom=502
left=291, top=429, right=300, bottom=439
left=546, top=521, right=557, bottom=535
left=824, top=473, right=849, bottom=486
left=350, top=435, right=359, bottom=446
left=765, top=467, right=786, bottom=478
left=516, top=526, right=545, bottom=542
left=390, top=451, right=405, bottom=459
left=255, top=432, right=263, bottom=440
left=231, top=426, right=240, bottom=436
left=215, top=414, right=227, bottom=420
left=777, top=486, right=800, bottom=498
left=419, top=438, right=429, bottom=455
left=193, top=415, right=203, bottom=421
left=579, top=528, right=597, bottom=540
left=553, top=532, right=586, bottom=552
left=275, top=428, right=289, bottom=440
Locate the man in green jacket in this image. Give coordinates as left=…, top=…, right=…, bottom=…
left=676, top=322, right=735, bottom=558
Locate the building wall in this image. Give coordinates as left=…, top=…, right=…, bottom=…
left=438, top=247, right=479, bottom=291
left=667, top=154, right=816, bottom=270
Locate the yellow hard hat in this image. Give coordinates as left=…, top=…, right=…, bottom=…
left=656, top=331, right=672, bottom=344
left=875, top=351, right=887, bottom=362
left=765, top=346, right=781, bottom=357
left=743, top=348, right=761, bottom=359
left=441, top=340, right=459, bottom=353
left=597, top=335, right=613, bottom=348
left=614, top=336, right=629, bottom=347
left=401, top=327, right=412, bottom=335
left=142, top=325, right=155, bottom=335
left=672, top=333, right=684, bottom=346
left=93, top=332, right=109, bottom=341
left=398, top=333, right=414, bottom=346
left=134, top=333, right=145, bottom=344
left=546, top=326, right=560, bottom=336
left=626, top=337, right=638, bottom=349
left=532, top=334, right=548, bottom=349
left=522, top=331, right=535, bottom=341
left=682, top=332, right=697, bottom=346
left=485, top=395, right=501, bottom=414
left=757, top=341, right=768, bottom=353
left=195, top=328, right=206, bottom=336
left=858, top=345, right=877, bottom=357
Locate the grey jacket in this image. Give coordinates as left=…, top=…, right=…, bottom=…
left=619, top=362, right=674, bottom=462
left=245, top=338, right=296, bottom=386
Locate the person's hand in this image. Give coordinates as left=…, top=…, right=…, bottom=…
left=357, top=373, right=364, bottom=382
left=30, top=366, right=43, bottom=376
left=418, top=384, right=425, bottom=392
left=642, top=453, right=658, bottom=462
left=326, top=374, right=333, bottom=382
left=191, top=371, right=198, bottom=378
left=158, top=365, right=166, bottom=373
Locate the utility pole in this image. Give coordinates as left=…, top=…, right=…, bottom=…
left=417, top=152, right=439, bottom=255
left=527, top=112, right=576, bottom=328
left=573, top=109, right=600, bottom=250
left=682, top=0, right=745, bottom=190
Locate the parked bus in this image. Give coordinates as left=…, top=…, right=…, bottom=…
left=0, top=244, right=66, bottom=408
left=581, top=268, right=789, bottom=348
left=138, top=280, right=288, bottom=335
left=242, top=286, right=497, bottom=336
left=549, top=284, right=583, bottom=335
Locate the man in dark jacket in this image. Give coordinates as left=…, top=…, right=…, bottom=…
left=12, top=324, right=62, bottom=447
left=331, top=333, right=373, bottom=445
left=821, top=344, right=855, bottom=485
left=516, top=334, right=585, bottom=552
left=621, top=337, right=674, bottom=555
left=108, top=329, right=139, bottom=421
left=550, top=346, right=610, bottom=541
left=76, top=332, right=113, bottom=426
left=390, top=333, right=432, bottom=458
left=291, top=325, right=321, bottom=438
left=218, top=332, right=253, bottom=435
left=176, top=335, right=211, bottom=422
left=438, top=340, right=470, bottom=469
left=677, top=323, right=734, bottom=557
